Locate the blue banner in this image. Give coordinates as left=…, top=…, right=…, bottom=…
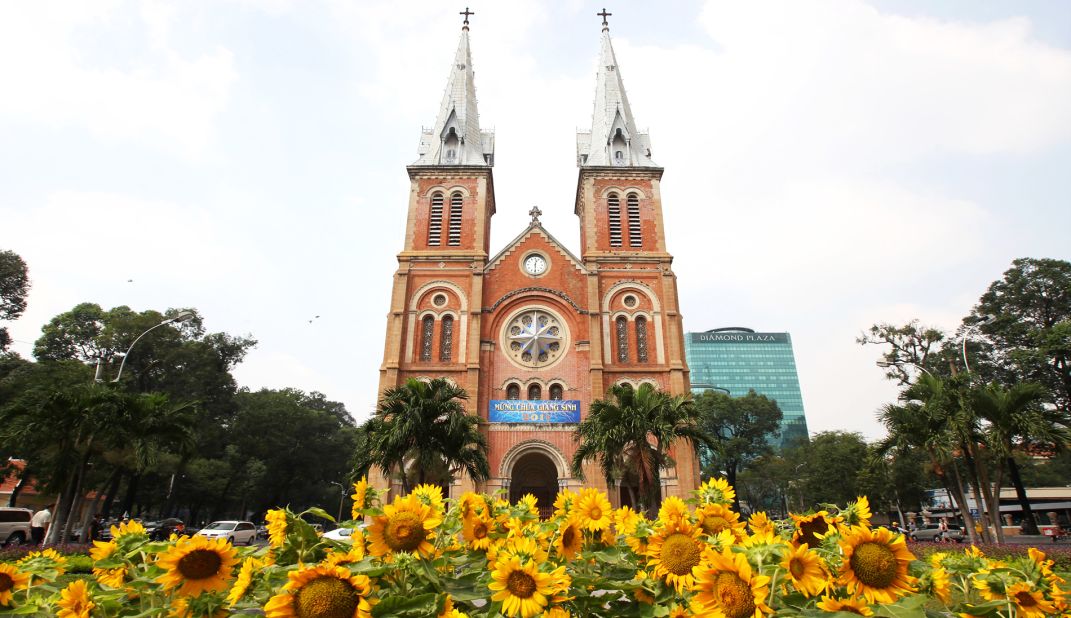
left=489, top=400, right=581, bottom=423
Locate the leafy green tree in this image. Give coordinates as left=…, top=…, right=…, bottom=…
left=358, top=378, right=489, bottom=495
left=572, top=383, right=711, bottom=516
left=970, top=258, right=1071, bottom=410
left=0, top=250, right=30, bottom=351
left=858, top=320, right=949, bottom=383
left=693, top=389, right=783, bottom=511
left=787, top=431, right=870, bottom=508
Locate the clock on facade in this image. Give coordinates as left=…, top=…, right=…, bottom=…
left=524, top=254, right=547, bottom=275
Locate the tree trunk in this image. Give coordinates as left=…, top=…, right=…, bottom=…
left=1007, top=456, right=1039, bottom=535
left=46, top=475, right=78, bottom=545
left=120, top=473, right=140, bottom=518
left=61, top=443, right=94, bottom=543
left=727, top=462, right=741, bottom=513
left=7, top=465, right=31, bottom=507
left=100, top=468, right=123, bottom=519
left=975, top=457, right=1004, bottom=543
left=962, top=446, right=992, bottom=543
left=948, top=462, right=981, bottom=545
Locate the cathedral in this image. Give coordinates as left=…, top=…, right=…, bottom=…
left=376, top=14, right=697, bottom=510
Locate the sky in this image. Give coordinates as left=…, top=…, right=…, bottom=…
left=2, top=0, right=1070, bottom=440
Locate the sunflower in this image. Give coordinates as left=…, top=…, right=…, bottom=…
left=323, top=543, right=366, bottom=568
left=350, top=477, right=368, bottom=518
left=646, top=519, right=705, bottom=593
left=17, top=547, right=68, bottom=575
left=227, top=557, right=262, bottom=607
left=488, top=556, right=563, bottom=618
left=264, top=564, right=372, bottom=618
left=1006, top=582, right=1057, bottom=618
left=110, top=519, right=147, bottom=539
left=692, top=548, right=772, bottom=618
left=544, top=609, right=570, bottom=618
left=747, top=511, right=775, bottom=537
left=458, top=492, right=488, bottom=520
left=791, top=511, right=841, bottom=549
left=841, top=496, right=872, bottom=530
left=928, top=566, right=951, bottom=605
left=367, top=493, right=442, bottom=558
left=837, top=526, right=916, bottom=605
left=573, top=488, right=612, bottom=532
left=815, top=595, right=873, bottom=616
left=552, top=491, right=575, bottom=518
left=518, top=494, right=539, bottom=517
left=90, top=540, right=126, bottom=588
left=266, top=509, right=288, bottom=548
left=614, top=506, right=642, bottom=535
left=697, top=477, right=736, bottom=506
left=155, top=534, right=239, bottom=596
left=493, top=536, right=549, bottom=565
left=780, top=543, right=827, bottom=597
left=657, top=496, right=690, bottom=526
left=462, top=511, right=495, bottom=551
left=411, top=483, right=446, bottom=513
left=0, top=563, right=30, bottom=607
left=667, top=605, right=690, bottom=618
left=553, top=517, right=583, bottom=560
left=56, top=579, right=95, bottom=618
left=695, top=502, right=746, bottom=542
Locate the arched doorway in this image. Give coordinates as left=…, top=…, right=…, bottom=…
left=509, top=452, right=559, bottom=519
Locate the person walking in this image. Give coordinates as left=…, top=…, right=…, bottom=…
left=30, top=504, right=52, bottom=545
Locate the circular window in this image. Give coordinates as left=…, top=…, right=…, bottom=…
left=432, top=294, right=447, bottom=307
left=623, top=294, right=637, bottom=308
left=502, top=308, right=567, bottom=368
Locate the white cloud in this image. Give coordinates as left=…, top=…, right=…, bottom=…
left=0, top=1, right=237, bottom=160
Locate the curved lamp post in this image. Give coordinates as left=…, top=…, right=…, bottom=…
left=111, top=311, right=195, bottom=382
left=960, top=316, right=994, bottom=374
left=876, top=360, right=933, bottom=378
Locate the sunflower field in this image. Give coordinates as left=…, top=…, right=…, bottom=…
left=1, top=479, right=1068, bottom=617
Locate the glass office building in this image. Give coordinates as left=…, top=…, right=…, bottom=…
left=684, top=327, right=810, bottom=448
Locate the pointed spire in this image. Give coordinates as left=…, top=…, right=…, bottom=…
left=414, top=20, right=494, bottom=166
left=577, top=20, right=656, bottom=168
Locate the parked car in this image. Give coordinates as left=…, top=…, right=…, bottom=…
left=323, top=527, right=355, bottom=543
left=145, top=518, right=185, bottom=540
left=910, top=523, right=965, bottom=543
left=0, top=507, right=32, bottom=546
left=196, top=520, right=257, bottom=546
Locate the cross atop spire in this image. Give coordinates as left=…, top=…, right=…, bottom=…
left=597, top=8, right=612, bottom=31
left=460, top=7, right=474, bottom=30
left=529, top=206, right=542, bottom=224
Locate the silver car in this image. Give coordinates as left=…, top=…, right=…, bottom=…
left=196, top=520, right=257, bottom=545
left=0, top=508, right=32, bottom=546
left=910, top=523, right=965, bottom=542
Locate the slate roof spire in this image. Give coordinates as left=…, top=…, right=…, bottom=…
left=576, top=18, right=656, bottom=168
left=414, top=16, right=494, bottom=167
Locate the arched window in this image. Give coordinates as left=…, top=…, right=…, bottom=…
left=635, top=316, right=649, bottom=363
left=607, top=193, right=622, bottom=247
left=420, top=315, right=435, bottom=362
left=627, top=193, right=642, bottom=246
left=549, top=384, right=563, bottom=400
left=506, top=383, right=520, bottom=400
left=439, top=315, right=454, bottom=361
left=448, top=192, right=463, bottom=246
left=528, top=384, right=542, bottom=400
left=616, top=316, right=629, bottom=363
left=428, top=192, right=444, bottom=246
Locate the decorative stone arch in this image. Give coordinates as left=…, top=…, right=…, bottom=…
left=599, top=186, right=651, bottom=200
left=422, top=185, right=473, bottom=199
left=407, top=281, right=469, bottom=363
left=499, top=440, right=569, bottom=480
left=601, top=281, right=665, bottom=365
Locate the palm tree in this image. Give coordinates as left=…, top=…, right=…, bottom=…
left=970, top=381, right=1067, bottom=535
left=572, top=383, right=712, bottom=517
left=359, top=378, right=489, bottom=495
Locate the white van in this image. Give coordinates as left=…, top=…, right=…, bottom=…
left=0, top=507, right=32, bottom=546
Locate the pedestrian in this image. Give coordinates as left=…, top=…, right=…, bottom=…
left=30, top=504, right=53, bottom=545
left=89, top=514, right=103, bottom=542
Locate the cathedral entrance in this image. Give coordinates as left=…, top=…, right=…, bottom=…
left=508, top=451, right=559, bottom=519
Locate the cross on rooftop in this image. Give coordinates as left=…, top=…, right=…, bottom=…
left=460, top=7, right=474, bottom=29
left=529, top=206, right=542, bottom=223
left=597, top=8, right=612, bottom=30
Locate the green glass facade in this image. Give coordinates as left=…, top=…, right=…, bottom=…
left=684, top=328, right=809, bottom=448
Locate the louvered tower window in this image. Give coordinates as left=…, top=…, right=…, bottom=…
left=627, top=193, right=642, bottom=246
left=528, top=384, right=541, bottom=400
left=616, top=316, right=629, bottom=363
left=506, top=383, right=520, bottom=400
left=635, top=316, right=649, bottom=363
left=608, top=193, right=622, bottom=247
left=420, top=315, right=435, bottom=362
left=439, top=315, right=453, bottom=361
left=428, top=192, right=444, bottom=246
left=448, top=192, right=463, bottom=246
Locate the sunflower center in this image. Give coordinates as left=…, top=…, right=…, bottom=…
left=506, top=570, right=537, bottom=599
left=1015, top=591, right=1038, bottom=608
left=713, top=572, right=757, bottom=618
left=701, top=515, right=730, bottom=535
left=385, top=511, right=424, bottom=551
left=789, top=557, right=806, bottom=579
left=660, top=533, right=701, bottom=575
left=294, top=576, right=359, bottom=618
left=590, top=507, right=602, bottom=521
left=798, top=518, right=828, bottom=547
left=562, top=526, right=577, bottom=547
left=177, top=549, right=223, bottom=580
left=849, top=542, right=898, bottom=589
left=474, top=522, right=488, bottom=540
left=0, top=573, right=13, bottom=592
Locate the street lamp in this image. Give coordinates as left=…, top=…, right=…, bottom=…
left=960, top=316, right=994, bottom=374
left=876, top=360, right=933, bottom=377
left=110, top=311, right=195, bottom=382
left=328, top=481, right=346, bottom=523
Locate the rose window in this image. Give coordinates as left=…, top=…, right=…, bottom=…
left=504, top=309, right=565, bottom=367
